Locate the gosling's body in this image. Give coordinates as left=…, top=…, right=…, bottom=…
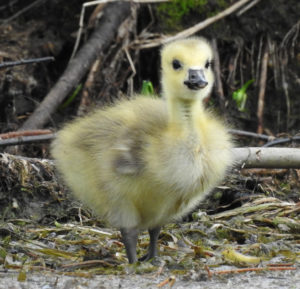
left=52, top=37, right=233, bottom=263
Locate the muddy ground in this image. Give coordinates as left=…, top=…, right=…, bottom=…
left=0, top=267, right=299, bottom=289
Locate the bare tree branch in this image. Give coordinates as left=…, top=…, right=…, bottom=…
left=1, top=147, right=300, bottom=169
left=233, top=147, right=300, bottom=169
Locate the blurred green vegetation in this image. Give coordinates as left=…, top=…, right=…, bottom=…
left=156, top=0, right=230, bottom=31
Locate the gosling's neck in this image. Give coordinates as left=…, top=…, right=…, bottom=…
left=166, top=92, right=204, bottom=132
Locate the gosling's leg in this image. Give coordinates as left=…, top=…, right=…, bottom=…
left=139, top=226, right=161, bottom=262
left=120, top=227, right=138, bottom=264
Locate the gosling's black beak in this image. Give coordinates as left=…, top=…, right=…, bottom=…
left=184, top=69, right=208, bottom=90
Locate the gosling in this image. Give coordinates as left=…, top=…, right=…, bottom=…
left=51, top=37, right=233, bottom=264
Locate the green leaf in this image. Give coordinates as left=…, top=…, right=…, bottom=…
left=59, top=83, right=83, bottom=110
left=141, top=80, right=154, bottom=96
left=232, top=79, right=254, bottom=112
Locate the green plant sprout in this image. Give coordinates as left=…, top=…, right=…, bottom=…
left=141, top=80, right=154, bottom=96
left=59, top=83, right=83, bottom=110
left=232, top=79, right=254, bottom=112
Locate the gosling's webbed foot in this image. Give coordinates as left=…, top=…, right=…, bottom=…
left=139, top=226, right=161, bottom=262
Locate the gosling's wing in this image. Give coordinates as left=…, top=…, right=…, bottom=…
left=112, top=137, right=144, bottom=175
left=107, top=96, right=167, bottom=176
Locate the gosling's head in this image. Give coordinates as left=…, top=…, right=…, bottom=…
left=161, top=37, right=214, bottom=102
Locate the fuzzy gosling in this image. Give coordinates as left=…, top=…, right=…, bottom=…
left=51, top=37, right=233, bottom=263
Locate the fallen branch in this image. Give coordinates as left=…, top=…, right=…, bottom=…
left=233, top=147, right=300, bottom=168
left=19, top=2, right=132, bottom=130
left=1, top=146, right=300, bottom=169
left=1, top=134, right=300, bottom=168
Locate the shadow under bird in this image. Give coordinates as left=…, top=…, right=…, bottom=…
left=51, top=37, right=233, bottom=263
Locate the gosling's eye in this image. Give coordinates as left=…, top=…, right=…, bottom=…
left=172, top=59, right=182, bottom=70
left=205, top=60, right=211, bottom=69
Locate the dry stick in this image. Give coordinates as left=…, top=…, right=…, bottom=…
left=280, top=51, right=290, bottom=129
left=0, top=129, right=52, bottom=139
left=233, top=147, right=300, bottom=169
left=229, top=129, right=272, bottom=141
left=250, top=42, right=255, bottom=82
left=135, top=0, right=254, bottom=49
left=263, top=136, right=300, bottom=147
left=270, top=41, right=280, bottom=90
left=0, top=57, right=54, bottom=69
left=255, top=36, right=264, bottom=87
left=20, top=2, right=132, bottom=130
left=257, top=45, right=269, bottom=134
left=236, top=0, right=261, bottom=16
left=0, top=134, right=56, bottom=146
left=77, top=58, right=102, bottom=116
left=211, top=39, right=226, bottom=111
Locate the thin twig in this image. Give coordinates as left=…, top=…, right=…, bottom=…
left=0, top=134, right=56, bottom=146
left=255, top=36, right=264, bottom=87
left=263, top=136, right=300, bottom=147
left=0, top=57, right=55, bottom=69
left=229, top=129, right=273, bottom=141
left=0, top=129, right=52, bottom=139
left=257, top=43, right=269, bottom=134
left=0, top=133, right=55, bottom=146
left=236, top=0, right=261, bottom=16
left=250, top=42, right=255, bottom=82
left=270, top=41, right=280, bottom=90
left=124, top=47, right=136, bottom=96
